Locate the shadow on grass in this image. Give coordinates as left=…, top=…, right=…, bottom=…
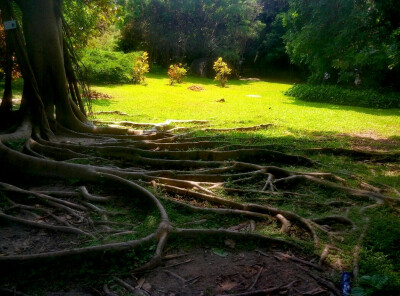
left=91, top=99, right=116, bottom=108
left=285, top=95, right=400, bottom=117
left=197, top=126, right=400, bottom=152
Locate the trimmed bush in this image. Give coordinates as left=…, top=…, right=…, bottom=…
left=285, top=84, right=400, bottom=109
left=81, top=49, right=141, bottom=84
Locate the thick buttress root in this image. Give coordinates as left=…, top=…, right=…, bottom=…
left=0, top=121, right=397, bottom=280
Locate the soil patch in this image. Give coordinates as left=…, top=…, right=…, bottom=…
left=89, top=91, right=113, bottom=100
left=138, top=248, right=334, bottom=295
left=188, top=85, right=206, bottom=92
left=340, top=131, right=400, bottom=152
left=0, top=248, right=336, bottom=295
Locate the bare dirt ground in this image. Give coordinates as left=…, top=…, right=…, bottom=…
left=137, top=248, right=334, bottom=296
left=344, top=132, right=400, bottom=152
left=0, top=247, right=335, bottom=296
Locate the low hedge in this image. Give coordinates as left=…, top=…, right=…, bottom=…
left=285, top=84, right=399, bottom=109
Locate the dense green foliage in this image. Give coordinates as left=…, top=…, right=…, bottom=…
left=282, top=0, right=400, bottom=88
left=81, top=49, right=140, bottom=83
left=286, top=84, right=400, bottom=109
left=64, top=0, right=121, bottom=49
left=246, top=0, right=290, bottom=70
left=118, top=0, right=264, bottom=69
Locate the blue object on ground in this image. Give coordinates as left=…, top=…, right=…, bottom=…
left=341, top=271, right=351, bottom=296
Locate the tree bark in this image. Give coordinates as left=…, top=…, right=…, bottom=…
left=15, top=0, right=87, bottom=131
left=0, top=31, right=13, bottom=113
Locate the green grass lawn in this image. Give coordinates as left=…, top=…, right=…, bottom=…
left=91, top=73, right=400, bottom=141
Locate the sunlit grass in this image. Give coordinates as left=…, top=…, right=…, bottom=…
left=91, top=73, right=400, bottom=138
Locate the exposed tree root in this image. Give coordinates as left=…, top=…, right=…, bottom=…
left=1, top=117, right=397, bottom=294
left=352, top=218, right=370, bottom=283
left=94, top=111, right=129, bottom=116
left=276, top=214, right=291, bottom=233
left=113, top=277, right=149, bottom=296
left=202, top=124, right=272, bottom=132
left=93, top=119, right=209, bottom=132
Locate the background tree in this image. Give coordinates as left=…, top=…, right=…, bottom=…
left=243, top=0, right=291, bottom=74
left=119, top=0, right=264, bottom=71
left=63, top=0, right=121, bottom=49
left=282, top=0, right=400, bottom=88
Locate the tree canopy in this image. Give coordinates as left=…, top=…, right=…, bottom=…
left=119, top=0, right=265, bottom=68
left=282, top=0, right=400, bottom=87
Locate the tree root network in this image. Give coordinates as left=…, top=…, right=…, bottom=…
left=1, top=119, right=398, bottom=294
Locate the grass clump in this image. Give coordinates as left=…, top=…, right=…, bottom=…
left=354, top=207, right=400, bottom=294
left=363, top=207, right=400, bottom=269
left=285, top=84, right=400, bottom=109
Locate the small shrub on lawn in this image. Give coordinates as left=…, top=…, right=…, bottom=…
left=168, top=63, right=187, bottom=85
left=132, top=51, right=150, bottom=84
left=81, top=49, right=140, bottom=84
left=213, top=57, right=231, bottom=87
left=285, top=84, right=400, bottom=109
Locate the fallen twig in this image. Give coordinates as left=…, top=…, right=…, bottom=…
left=246, top=266, right=263, bottom=291
left=161, top=259, right=193, bottom=269
left=164, top=270, right=186, bottom=283
left=217, top=280, right=297, bottom=296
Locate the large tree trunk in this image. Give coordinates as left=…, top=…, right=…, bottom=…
left=15, top=0, right=90, bottom=132
left=0, top=31, right=13, bottom=113
left=17, top=0, right=68, bottom=126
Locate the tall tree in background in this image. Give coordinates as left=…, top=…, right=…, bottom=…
left=282, top=0, right=400, bottom=87
left=243, top=0, right=291, bottom=75
left=119, top=0, right=264, bottom=69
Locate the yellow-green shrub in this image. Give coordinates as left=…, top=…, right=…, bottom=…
left=213, top=58, right=231, bottom=87
left=132, top=52, right=149, bottom=84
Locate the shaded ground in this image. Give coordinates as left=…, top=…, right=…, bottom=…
left=139, top=248, right=333, bottom=296
left=343, top=132, right=400, bottom=152
left=1, top=125, right=399, bottom=296
left=1, top=247, right=336, bottom=296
